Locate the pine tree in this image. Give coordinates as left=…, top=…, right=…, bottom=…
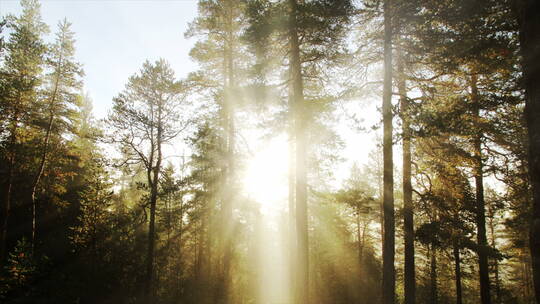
left=106, top=59, right=187, bottom=302
left=245, top=1, right=354, bottom=301
left=185, top=120, right=226, bottom=304
left=0, top=0, right=48, bottom=261
left=186, top=2, right=247, bottom=300
left=402, top=2, right=521, bottom=302
left=29, top=18, right=83, bottom=250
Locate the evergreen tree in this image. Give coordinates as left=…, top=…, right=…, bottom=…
left=106, top=59, right=188, bottom=302
left=186, top=2, right=247, bottom=300
left=0, top=0, right=48, bottom=262
left=245, top=1, right=354, bottom=301
left=29, top=18, right=83, bottom=249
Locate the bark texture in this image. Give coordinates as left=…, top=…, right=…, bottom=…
left=471, top=74, right=491, bottom=304
left=514, top=1, right=540, bottom=302
left=399, top=45, right=415, bottom=304
left=382, top=0, right=395, bottom=303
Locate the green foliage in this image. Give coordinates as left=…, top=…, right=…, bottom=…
left=71, top=155, right=113, bottom=255
left=107, top=59, right=187, bottom=169
left=0, top=0, right=47, bottom=136
left=39, top=18, right=84, bottom=135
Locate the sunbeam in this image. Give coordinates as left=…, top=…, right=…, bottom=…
left=242, top=135, right=289, bottom=214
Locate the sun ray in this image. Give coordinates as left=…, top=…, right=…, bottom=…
left=242, top=135, right=289, bottom=214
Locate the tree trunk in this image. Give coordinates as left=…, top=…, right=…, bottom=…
left=175, top=193, right=184, bottom=300
left=514, top=1, right=540, bottom=302
left=144, top=106, right=163, bottom=302
left=489, top=209, right=500, bottom=304
left=199, top=197, right=212, bottom=304
left=453, top=240, right=463, bottom=304
left=288, top=0, right=308, bottom=302
left=220, top=9, right=236, bottom=301
left=145, top=181, right=158, bottom=301
left=526, top=253, right=534, bottom=302
left=288, top=115, right=297, bottom=301
left=29, top=62, right=61, bottom=252
left=471, top=74, right=491, bottom=304
left=399, top=41, right=415, bottom=304
left=430, top=245, right=438, bottom=304
left=30, top=113, right=54, bottom=252
left=357, top=207, right=363, bottom=264
left=382, top=0, right=395, bottom=303
left=195, top=220, right=202, bottom=279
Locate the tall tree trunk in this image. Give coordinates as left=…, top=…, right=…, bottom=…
left=175, top=194, right=184, bottom=300
left=220, top=10, right=236, bottom=301
left=453, top=239, right=463, bottom=304
left=195, top=209, right=205, bottom=299
left=288, top=114, right=297, bottom=301
left=30, top=113, right=54, bottom=252
left=430, top=245, right=438, bottom=304
left=201, top=195, right=213, bottom=304
left=357, top=206, right=363, bottom=264
left=144, top=107, right=163, bottom=302
left=489, top=208, right=501, bottom=304
left=382, top=0, right=395, bottom=303
left=471, top=74, right=491, bottom=304
left=288, top=0, right=308, bottom=302
left=514, top=1, right=540, bottom=302
left=378, top=153, right=384, bottom=242
left=526, top=253, right=534, bottom=302
left=145, top=180, right=158, bottom=302
left=29, top=62, right=61, bottom=252
left=398, top=41, right=415, bottom=304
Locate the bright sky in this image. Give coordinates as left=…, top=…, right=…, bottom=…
left=0, top=0, right=385, bottom=189
left=0, top=0, right=199, bottom=118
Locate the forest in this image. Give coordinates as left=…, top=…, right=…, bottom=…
left=0, top=0, right=539, bottom=303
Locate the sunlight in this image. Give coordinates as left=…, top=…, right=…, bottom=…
left=242, top=135, right=292, bottom=303
left=242, top=135, right=289, bottom=214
